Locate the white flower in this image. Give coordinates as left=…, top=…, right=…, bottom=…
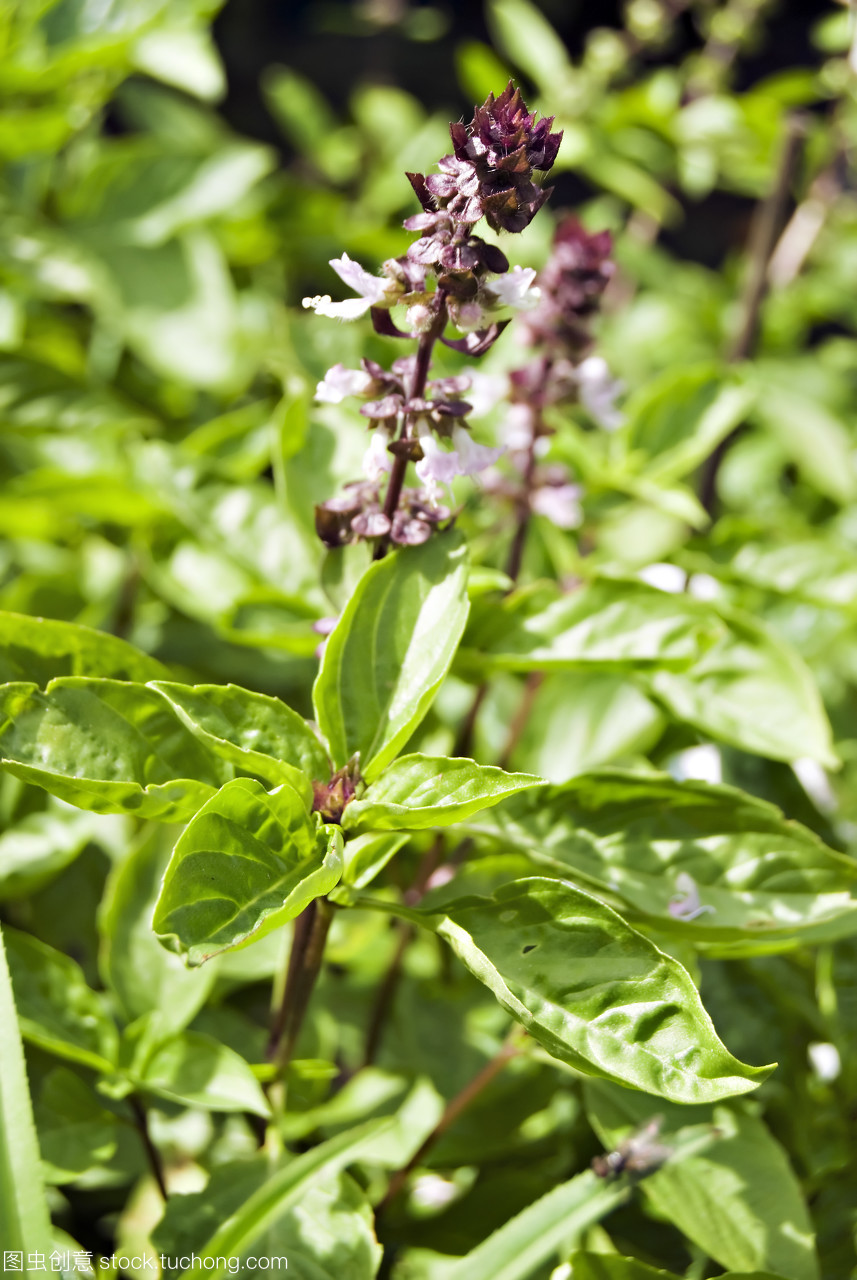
left=483, top=265, right=540, bottom=310
left=576, top=355, right=625, bottom=430
left=451, top=425, right=504, bottom=475
left=466, top=371, right=507, bottom=418
left=302, top=294, right=374, bottom=320
left=362, top=430, right=392, bottom=482
left=672, top=744, right=722, bottom=785
left=448, top=299, right=487, bottom=333
left=808, top=1041, right=841, bottom=1082
left=315, top=363, right=374, bottom=404
left=414, top=423, right=504, bottom=499
left=638, top=562, right=686, bottom=594
left=415, top=432, right=461, bottom=498
left=302, top=253, right=398, bottom=321
left=502, top=403, right=536, bottom=451
left=668, top=871, right=715, bottom=922
left=531, top=482, right=583, bottom=529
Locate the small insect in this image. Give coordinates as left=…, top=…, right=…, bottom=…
left=591, top=1116, right=672, bottom=1180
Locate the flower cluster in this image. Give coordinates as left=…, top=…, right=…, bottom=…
left=305, top=84, right=562, bottom=551
left=483, top=216, right=622, bottom=568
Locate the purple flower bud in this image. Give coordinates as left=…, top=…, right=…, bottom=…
left=391, top=513, right=433, bottom=545
left=359, top=394, right=403, bottom=422
left=522, top=216, right=616, bottom=355
left=351, top=510, right=392, bottom=539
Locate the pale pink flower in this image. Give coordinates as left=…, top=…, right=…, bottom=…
left=315, top=363, right=374, bottom=403
left=303, top=253, right=400, bottom=320
left=451, top=425, right=504, bottom=475
left=576, top=355, right=625, bottom=430
left=362, top=430, right=392, bottom=482
left=483, top=265, right=540, bottom=310
left=531, top=482, right=583, bottom=529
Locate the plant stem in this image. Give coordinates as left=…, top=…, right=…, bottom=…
left=499, top=671, right=544, bottom=769
left=699, top=113, right=807, bottom=515
left=128, top=1093, right=168, bottom=1201
left=267, top=904, right=315, bottom=1061
left=377, top=1035, right=520, bottom=1215
left=375, top=290, right=449, bottom=559
left=363, top=924, right=414, bottom=1068
left=268, top=899, right=334, bottom=1072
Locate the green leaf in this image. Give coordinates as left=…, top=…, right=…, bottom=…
left=457, top=773, right=857, bottom=951
left=486, top=0, right=571, bottom=88
left=4, top=928, right=118, bottom=1073
left=445, top=1170, right=629, bottom=1280
left=155, top=1161, right=381, bottom=1279
left=34, top=1066, right=117, bottom=1185
left=568, top=1256, right=788, bottom=1280
left=0, top=925, right=54, bottom=1254
left=341, top=831, right=409, bottom=890
left=153, top=778, right=343, bottom=965
left=343, top=755, right=540, bottom=833
left=0, top=610, right=169, bottom=685
left=131, top=1029, right=270, bottom=1117
left=566, top=1257, right=684, bottom=1280
left=194, top=1119, right=393, bottom=1276
left=99, top=826, right=218, bottom=1033
left=151, top=680, right=330, bottom=806
left=460, top=579, right=720, bottom=673
left=507, top=672, right=665, bottom=782
left=626, top=366, right=755, bottom=485
left=585, top=1083, right=819, bottom=1280
left=313, top=533, right=469, bottom=781
left=648, top=607, right=836, bottom=767
left=0, top=803, right=118, bottom=900
left=431, top=878, right=772, bottom=1103
left=753, top=384, right=857, bottom=504
left=0, top=678, right=227, bottom=820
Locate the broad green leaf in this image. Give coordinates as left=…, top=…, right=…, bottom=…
left=569, top=1256, right=787, bottom=1280
left=0, top=678, right=226, bottom=820
left=585, top=1083, right=819, bottom=1280
left=508, top=672, right=665, bottom=782
left=195, top=1119, right=392, bottom=1276
left=445, top=1171, right=630, bottom=1280
left=432, top=878, right=772, bottom=1103
left=341, top=831, right=409, bottom=890
left=0, top=925, right=53, bottom=1254
left=152, top=680, right=330, bottom=806
left=460, top=579, right=720, bottom=674
left=342, top=755, right=540, bottom=833
left=132, top=1029, right=270, bottom=1117
left=34, top=1066, right=117, bottom=1184
left=486, top=0, right=571, bottom=87
left=648, top=607, right=836, bottom=766
left=0, top=803, right=121, bottom=900
left=153, top=778, right=343, bottom=965
left=4, top=928, right=118, bottom=1073
left=626, top=366, right=755, bottom=485
left=99, top=826, right=218, bottom=1033
left=729, top=537, right=857, bottom=611
left=457, top=773, right=857, bottom=951
left=567, top=1257, right=684, bottom=1280
left=0, top=610, right=168, bottom=685
left=313, top=533, right=469, bottom=781
left=753, top=385, right=857, bottom=505
left=156, top=1162, right=381, bottom=1279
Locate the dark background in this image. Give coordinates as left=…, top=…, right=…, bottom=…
left=213, top=0, right=829, bottom=270
left=215, top=0, right=824, bottom=142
